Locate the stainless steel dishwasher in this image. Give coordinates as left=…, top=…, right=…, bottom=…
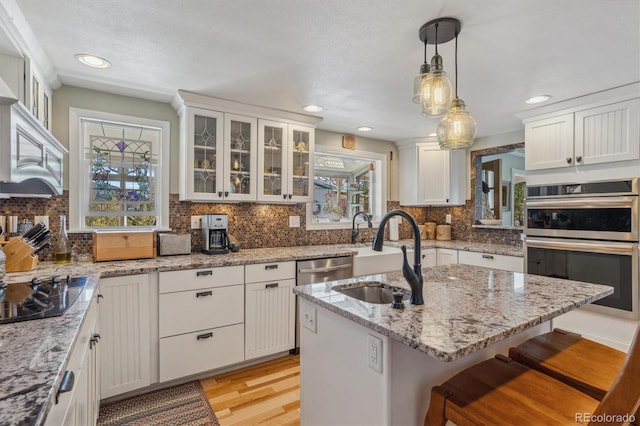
left=295, top=256, right=353, bottom=349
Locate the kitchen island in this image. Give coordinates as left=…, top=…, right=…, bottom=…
left=293, top=264, right=613, bottom=426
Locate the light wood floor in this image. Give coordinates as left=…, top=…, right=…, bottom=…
left=201, top=355, right=300, bottom=426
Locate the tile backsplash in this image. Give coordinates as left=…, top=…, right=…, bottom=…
left=0, top=193, right=521, bottom=261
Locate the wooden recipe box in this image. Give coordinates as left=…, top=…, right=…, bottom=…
left=93, top=231, right=156, bottom=262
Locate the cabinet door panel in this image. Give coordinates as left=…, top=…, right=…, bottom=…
left=524, top=113, right=574, bottom=170
left=99, top=275, right=151, bottom=398
left=575, top=99, right=640, bottom=165
left=224, top=113, right=257, bottom=201
left=185, top=108, right=224, bottom=200
left=258, top=119, right=288, bottom=201
left=418, top=147, right=449, bottom=204
left=436, top=248, right=458, bottom=265
left=245, top=279, right=296, bottom=360
left=288, top=124, right=314, bottom=202
left=458, top=251, right=523, bottom=272
left=159, top=284, right=244, bottom=338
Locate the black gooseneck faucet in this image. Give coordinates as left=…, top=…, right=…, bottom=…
left=372, top=210, right=424, bottom=305
left=351, top=211, right=373, bottom=244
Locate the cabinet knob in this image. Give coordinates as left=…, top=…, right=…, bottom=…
left=566, top=157, right=572, bottom=164
left=218, top=191, right=223, bottom=197
left=97, top=294, right=104, bottom=303
left=283, top=194, right=287, bottom=200
left=576, top=156, right=582, bottom=163
left=288, top=194, right=293, bottom=199
left=224, top=191, right=229, bottom=197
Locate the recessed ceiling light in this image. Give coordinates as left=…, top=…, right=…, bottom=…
left=525, top=95, right=551, bottom=104
left=75, top=54, right=111, bottom=69
left=303, top=105, right=324, bottom=112
left=356, top=126, right=373, bottom=132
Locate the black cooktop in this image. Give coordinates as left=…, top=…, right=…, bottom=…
left=0, top=276, right=88, bottom=325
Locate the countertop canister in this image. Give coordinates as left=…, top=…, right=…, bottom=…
left=425, top=222, right=437, bottom=240
left=436, top=224, right=452, bottom=241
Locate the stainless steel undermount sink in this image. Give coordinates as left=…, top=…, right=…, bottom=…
left=335, top=282, right=409, bottom=304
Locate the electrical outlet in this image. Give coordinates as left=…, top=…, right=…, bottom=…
left=301, top=303, right=316, bottom=333
left=289, top=215, right=300, bottom=228
left=367, top=334, right=383, bottom=373
left=34, top=215, right=49, bottom=228
left=445, top=214, right=452, bottom=224
left=190, top=215, right=202, bottom=229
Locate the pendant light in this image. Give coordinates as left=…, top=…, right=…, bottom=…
left=418, top=20, right=455, bottom=116
left=437, top=31, right=477, bottom=150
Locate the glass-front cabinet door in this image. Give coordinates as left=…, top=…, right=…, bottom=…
left=186, top=107, right=224, bottom=201
left=258, top=120, right=287, bottom=202
left=223, top=114, right=257, bottom=201
left=288, top=124, right=314, bottom=203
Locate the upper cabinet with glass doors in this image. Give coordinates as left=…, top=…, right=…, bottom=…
left=258, top=120, right=314, bottom=203
left=179, top=107, right=257, bottom=202
left=173, top=91, right=320, bottom=203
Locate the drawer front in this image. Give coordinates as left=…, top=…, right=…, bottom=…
left=458, top=251, right=524, bottom=273
left=245, top=261, right=296, bottom=283
left=159, top=284, right=244, bottom=338
left=159, top=324, right=244, bottom=382
left=159, top=265, right=244, bottom=293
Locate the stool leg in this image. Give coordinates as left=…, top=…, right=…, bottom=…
left=425, top=386, right=452, bottom=426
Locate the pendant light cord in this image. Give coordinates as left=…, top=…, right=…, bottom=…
left=454, top=33, right=458, bottom=98
left=435, top=23, right=439, bottom=55
left=423, top=36, right=427, bottom=64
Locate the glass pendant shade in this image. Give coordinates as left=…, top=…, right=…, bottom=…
left=412, top=63, right=430, bottom=103
left=420, top=54, right=452, bottom=116
left=437, top=98, right=477, bottom=149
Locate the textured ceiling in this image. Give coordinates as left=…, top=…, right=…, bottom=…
left=9, top=0, right=640, bottom=142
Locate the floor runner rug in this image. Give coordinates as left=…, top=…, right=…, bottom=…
left=97, top=381, right=220, bottom=426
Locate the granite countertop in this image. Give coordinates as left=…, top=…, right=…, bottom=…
left=390, top=239, right=523, bottom=257
left=293, top=263, right=613, bottom=362
left=0, top=240, right=522, bottom=425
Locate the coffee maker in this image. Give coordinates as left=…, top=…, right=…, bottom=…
left=201, top=213, right=230, bottom=254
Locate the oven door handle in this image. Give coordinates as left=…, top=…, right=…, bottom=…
left=526, top=237, right=637, bottom=255
left=526, top=196, right=638, bottom=209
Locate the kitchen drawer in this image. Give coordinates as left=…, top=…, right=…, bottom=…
left=159, top=284, right=244, bottom=338
left=245, top=261, right=296, bottom=284
left=458, top=251, right=524, bottom=273
left=159, top=323, right=244, bottom=382
left=159, top=265, right=244, bottom=293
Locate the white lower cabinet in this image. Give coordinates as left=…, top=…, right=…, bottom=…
left=46, top=290, right=100, bottom=426
left=159, top=324, right=245, bottom=382
left=457, top=251, right=524, bottom=273
left=436, top=248, right=458, bottom=265
left=421, top=248, right=437, bottom=267
left=158, top=266, right=245, bottom=382
left=245, top=261, right=296, bottom=360
left=98, top=274, right=151, bottom=399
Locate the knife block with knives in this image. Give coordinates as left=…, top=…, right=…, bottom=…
left=2, top=223, right=51, bottom=272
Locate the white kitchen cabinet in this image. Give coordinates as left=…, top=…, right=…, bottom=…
left=436, top=248, right=458, bottom=265
left=522, top=93, right=640, bottom=172
left=421, top=248, right=437, bottom=267
left=46, top=289, right=100, bottom=426
left=172, top=90, right=320, bottom=203
left=245, top=261, right=296, bottom=360
left=177, top=107, right=258, bottom=202
left=457, top=251, right=523, bottom=273
left=98, top=274, right=151, bottom=399
left=158, top=266, right=245, bottom=382
left=397, top=140, right=466, bottom=206
left=257, top=120, right=314, bottom=203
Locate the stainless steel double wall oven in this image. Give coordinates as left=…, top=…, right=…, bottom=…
left=525, top=178, right=639, bottom=319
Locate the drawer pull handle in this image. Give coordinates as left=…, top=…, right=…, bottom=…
left=56, top=370, right=75, bottom=404
left=265, top=264, right=278, bottom=270
left=196, top=290, right=213, bottom=298
left=265, top=283, right=279, bottom=289
left=196, top=270, right=213, bottom=277
left=197, top=332, right=213, bottom=340
left=482, top=254, right=494, bottom=260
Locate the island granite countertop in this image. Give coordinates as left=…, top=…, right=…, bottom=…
left=293, top=263, right=612, bottom=362
left=0, top=241, right=522, bottom=425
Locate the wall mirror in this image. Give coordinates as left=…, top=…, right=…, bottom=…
left=471, top=142, right=525, bottom=228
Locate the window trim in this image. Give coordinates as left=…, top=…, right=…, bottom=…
left=306, top=145, right=387, bottom=230
left=68, top=107, right=170, bottom=232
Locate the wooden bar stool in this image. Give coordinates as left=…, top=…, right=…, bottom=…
left=508, top=328, right=627, bottom=400
left=425, top=326, right=640, bottom=426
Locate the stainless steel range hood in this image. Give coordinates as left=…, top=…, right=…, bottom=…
left=0, top=95, right=67, bottom=198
